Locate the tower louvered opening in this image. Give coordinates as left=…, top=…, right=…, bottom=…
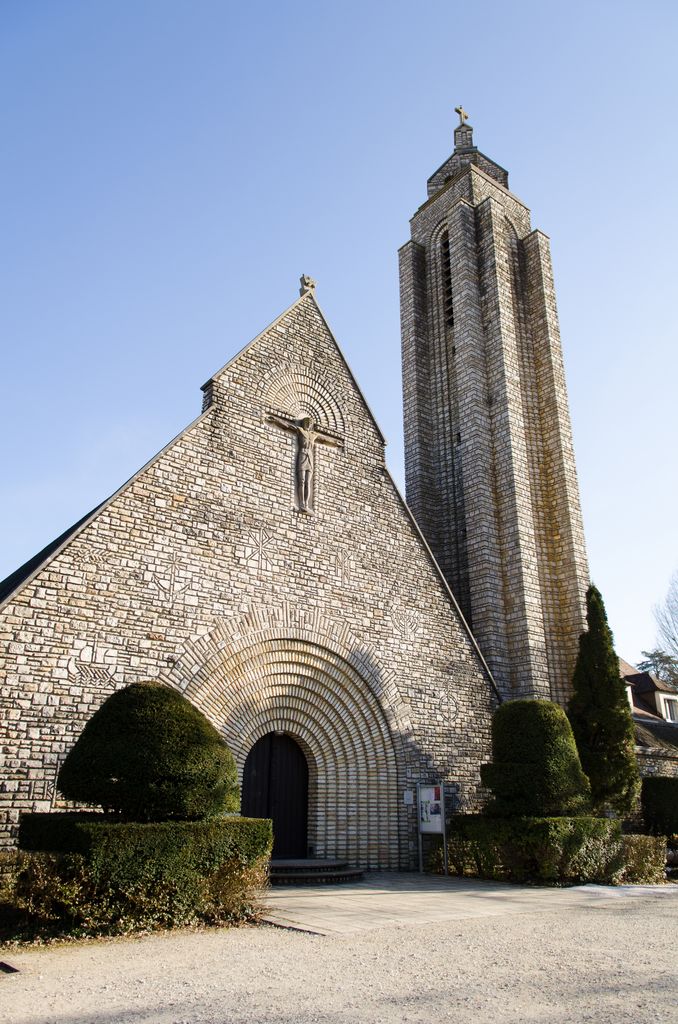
left=441, top=231, right=454, bottom=328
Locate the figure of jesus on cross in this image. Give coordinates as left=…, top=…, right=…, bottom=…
left=267, top=413, right=343, bottom=513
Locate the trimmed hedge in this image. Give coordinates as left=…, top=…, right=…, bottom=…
left=57, top=683, right=239, bottom=821
left=618, top=834, right=667, bottom=884
left=7, top=814, right=273, bottom=939
left=0, top=850, right=26, bottom=902
left=481, top=700, right=591, bottom=818
left=19, top=813, right=272, bottom=875
left=443, top=814, right=624, bottom=884
left=641, top=777, right=678, bottom=836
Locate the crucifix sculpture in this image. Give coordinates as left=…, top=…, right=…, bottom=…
left=455, top=105, right=469, bottom=126
left=268, top=413, right=343, bottom=513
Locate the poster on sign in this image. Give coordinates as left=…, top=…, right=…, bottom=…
left=418, top=784, right=444, bottom=834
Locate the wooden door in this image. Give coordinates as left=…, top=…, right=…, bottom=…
left=241, top=733, right=308, bottom=859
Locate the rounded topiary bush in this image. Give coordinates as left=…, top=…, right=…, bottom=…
left=57, top=683, right=239, bottom=821
left=481, top=699, right=591, bottom=818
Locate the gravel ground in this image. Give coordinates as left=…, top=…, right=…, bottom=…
left=1, top=892, right=676, bottom=1024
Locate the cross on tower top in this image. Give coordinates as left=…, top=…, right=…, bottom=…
left=454, top=105, right=469, bottom=126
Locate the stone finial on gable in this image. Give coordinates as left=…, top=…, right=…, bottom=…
left=299, top=274, right=317, bottom=296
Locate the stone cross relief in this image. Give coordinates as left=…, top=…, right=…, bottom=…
left=267, top=413, right=343, bottom=513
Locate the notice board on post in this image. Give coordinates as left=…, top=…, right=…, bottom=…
left=417, top=782, right=448, bottom=873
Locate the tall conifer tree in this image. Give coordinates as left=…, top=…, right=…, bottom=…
left=567, top=585, right=640, bottom=815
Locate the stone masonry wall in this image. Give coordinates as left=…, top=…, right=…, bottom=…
left=636, top=748, right=678, bottom=780
left=0, top=292, right=498, bottom=864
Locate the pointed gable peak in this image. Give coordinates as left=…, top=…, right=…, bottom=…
left=201, top=279, right=386, bottom=446
left=202, top=282, right=314, bottom=392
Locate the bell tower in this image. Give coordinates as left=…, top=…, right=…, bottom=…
left=399, top=111, right=589, bottom=702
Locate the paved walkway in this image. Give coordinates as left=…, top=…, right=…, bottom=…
left=262, top=871, right=678, bottom=934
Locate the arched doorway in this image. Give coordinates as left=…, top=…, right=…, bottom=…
left=173, top=614, right=408, bottom=868
left=241, top=732, right=309, bottom=859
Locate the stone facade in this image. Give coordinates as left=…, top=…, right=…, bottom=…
left=636, top=749, right=678, bottom=780
left=400, top=120, right=590, bottom=703
left=0, top=286, right=499, bottom=861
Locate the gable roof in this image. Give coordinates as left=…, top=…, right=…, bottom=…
left=619, top=656, right=678, bottom=695
left=635, top=719, right=678, bottom=752
left=0, top=502, right=105, bottom=605
left=202, top=289, right=386, bottom=445
left=0, top=292, right=383, bottom=614
left=0, top=297, right=336, bottom=610
left=0, top=411, right=208, bottom=612
left=619, top=656, right=639, bottom=678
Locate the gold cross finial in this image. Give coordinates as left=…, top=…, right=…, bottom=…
left=455, top=105, right=469, bottom=126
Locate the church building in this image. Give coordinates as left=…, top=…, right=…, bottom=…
left=0, top=115, right=592, bottom=866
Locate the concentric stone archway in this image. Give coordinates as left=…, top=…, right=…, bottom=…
left=163, top=606, right=411, bottom=868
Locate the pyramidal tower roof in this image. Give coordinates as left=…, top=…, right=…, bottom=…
left=426, top=107, right=509, bottom=198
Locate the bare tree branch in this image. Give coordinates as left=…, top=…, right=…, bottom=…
left=654, top=570, right=678, bottom=662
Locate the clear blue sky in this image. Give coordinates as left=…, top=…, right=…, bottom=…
left=1, top=0, right=676, bottom=664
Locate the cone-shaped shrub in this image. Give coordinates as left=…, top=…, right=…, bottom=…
left=481, top=699, right=591, bottom=817
left=567, top=585, right=640, bottom=816
left=58, top=683, right=239, bottom=821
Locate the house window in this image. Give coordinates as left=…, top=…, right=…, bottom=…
left=664, top=698, right=678, bottom=722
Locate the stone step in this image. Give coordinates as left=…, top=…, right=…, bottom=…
left=269, top=858, right=364, bottom=886
left=270, top=858, right=348, bottom=873
left=270, top=867, right=364, bottom=886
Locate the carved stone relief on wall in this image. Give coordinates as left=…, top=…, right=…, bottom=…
left=258, top=365, right=347, bottom=515
left=267, top=412, right=343, bottom=513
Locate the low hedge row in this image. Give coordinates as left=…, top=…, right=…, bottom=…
left=641, top=778, right=678, bottom=836
left=442, top=815, right=625, bottom=884
left=19, top=813, right=271, bottom=875
left=4, top=814, right=273, bottom=940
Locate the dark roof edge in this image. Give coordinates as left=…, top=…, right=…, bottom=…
left=0, top=504, right=105, bottom=605
left=0, top=408, right=210, bottom=613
